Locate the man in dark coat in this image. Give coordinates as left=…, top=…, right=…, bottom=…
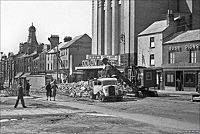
left=14, top=82, right=27, bottom=108
left=46, top=82, right=52, bottom=101
left=26, top=80, right=31, bottom=96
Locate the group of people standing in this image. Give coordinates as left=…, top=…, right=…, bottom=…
left=46, top=80, right=58, bottom=101
left=14, top=79, right=58, bottom=108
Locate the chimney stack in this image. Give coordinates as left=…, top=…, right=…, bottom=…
left=48, top=35, right=59, bottom=49
left=64, top=36, right=72, bottom=42
left=167, top=9, right=174, bottom=26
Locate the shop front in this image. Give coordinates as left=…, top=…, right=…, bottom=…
left=164, top=67, right=199, bottom=91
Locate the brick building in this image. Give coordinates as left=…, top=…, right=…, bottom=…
left=162, top=29, right=200, bottom=91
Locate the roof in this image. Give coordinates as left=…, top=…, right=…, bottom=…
left=138, top=20, right=168, bottom=36
left=22, top=51, right=37, bottom=58
left=164, top=29, right=200, bottom=44
left=21, top=73, right=31, bottom=78
left=138, top=16, right=181, bottom=36
left=60, top=34, right=91, bottom=49
left=47, top=43, right=66, bottom=54
left=14, top=72, right=24, bottom=78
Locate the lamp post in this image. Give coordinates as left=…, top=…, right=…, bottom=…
left=120, top=33, right=126, bottom=75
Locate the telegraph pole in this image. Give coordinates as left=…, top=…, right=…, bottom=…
left=56, top=44, right=59, bottom=83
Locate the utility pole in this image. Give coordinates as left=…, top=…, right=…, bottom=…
left=56, top=44, right=59, bottom=83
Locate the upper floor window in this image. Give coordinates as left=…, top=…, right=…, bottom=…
left=150, top=54, right=155, bottom=66
left=150, top=37, right=155, bottom=48
left=190, top=51, right=197, bottom=63
left=169, top=52, right=175, bottom=64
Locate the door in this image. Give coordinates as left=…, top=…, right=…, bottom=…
left=176, top=71, right=183, bottom=91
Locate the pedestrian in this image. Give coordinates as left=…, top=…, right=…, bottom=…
left=177, top=79, right=183, bottom=91
left=26, top=80, right=31, bottom=96
left=196, top=83, right=200, bottom=93
left=52, top=81, right=58, bottom=101
left=14, top=82, right=27, bottom=108
left=46, top=82, right=52, bottom=101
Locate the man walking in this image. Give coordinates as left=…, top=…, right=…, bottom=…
left=46, top=82, right=52, bottom=101
left=52, top=81, right=58, bottom=101
left=14, top=82, right=27, bottom=108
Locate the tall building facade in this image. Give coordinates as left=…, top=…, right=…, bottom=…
left=92, top=0, right=200, bottom=66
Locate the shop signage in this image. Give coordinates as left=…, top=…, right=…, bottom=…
left=86, top=55, right=118, bottom=60
left=169, top=44, right=200, bottom=52
left=185, top=44, right=200, bottom=51
left=82, top=59, right=98, bottom=66
left=169, top=46, right=181, bottom=52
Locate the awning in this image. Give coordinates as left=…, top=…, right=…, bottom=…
left=75, top=65, right=105, bottom=70
left=21, top=73, right=31, bottom=78
left=14, top=72, right=24, bottom=78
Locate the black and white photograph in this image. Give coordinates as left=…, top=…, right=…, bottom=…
left=0, top=0, right=200, bottom=133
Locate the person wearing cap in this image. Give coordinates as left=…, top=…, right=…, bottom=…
left=14, top=82, right=27, bottom=108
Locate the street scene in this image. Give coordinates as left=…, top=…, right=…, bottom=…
left=1, top=0, right=200, bottom=134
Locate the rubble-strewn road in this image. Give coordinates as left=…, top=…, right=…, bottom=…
left=0, top=92, right=199, bottom=134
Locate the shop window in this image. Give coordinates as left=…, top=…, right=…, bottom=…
left=167, top=74, right=174, bottom=82
left=169, top=52, right=175, bottom=64
left=165, top=72, right=175, bottom=86
left=146, top=72, right=152, bottom=80
left=150, top=37, right=155, bottom=48
left=189, top=51, right=196, bottom=63
left=150, top=54, right=155, bottom=66
left=184, top=72, right=196, bottom=87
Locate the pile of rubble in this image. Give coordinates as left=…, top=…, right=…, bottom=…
left=57, top=81, right=92, bottom=98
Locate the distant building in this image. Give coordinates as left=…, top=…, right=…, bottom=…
left=60, top=34, right=92, bottom=82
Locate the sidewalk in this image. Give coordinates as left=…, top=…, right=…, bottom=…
left=156, top=90, right=199, bottom=95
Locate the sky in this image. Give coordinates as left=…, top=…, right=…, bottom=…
left=0, top=0, right=92, bottom=55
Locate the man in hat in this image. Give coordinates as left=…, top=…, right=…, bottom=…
left=14, top=82, right=27, bottom=108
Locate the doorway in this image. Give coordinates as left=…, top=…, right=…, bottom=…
left=176, top=71, right=183, bottom=91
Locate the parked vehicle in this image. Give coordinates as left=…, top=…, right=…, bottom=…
left=102, top=58, right=158, bottom=97
left=89, top=78, right=123, bottom=102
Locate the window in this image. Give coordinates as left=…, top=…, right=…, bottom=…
left=169, top=52, right=175, bottom=64
left=150, top=37, right=155, bottom=48
left=190, top=51, right=196, bottom=63
left=146, top=72, right=152, bottom=80
left=167, top=74, right=174, bottom=82
left=150, top=54, right=155, bottom=66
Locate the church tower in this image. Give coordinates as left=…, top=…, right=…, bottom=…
left=27, top=23, right=38, bottom=46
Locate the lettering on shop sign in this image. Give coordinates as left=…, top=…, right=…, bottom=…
left=86, top=55, right=118, bottom=60
left=82, top=59, right=98, bottom=66
left=169, top=46, right=181, bottom=52
left=185, top=44, right=200, bottom=51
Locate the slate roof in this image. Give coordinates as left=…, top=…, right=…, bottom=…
left=60, top=34, right=90, bottom=49
left=138, top=20, right=168, bottom=36
left=164, top=29, right=200, bottom=44
left=47, top=42, right=66, bottom=54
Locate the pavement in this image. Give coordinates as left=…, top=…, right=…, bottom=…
left=156, top=90, right=200, bottom=95
left=1, top=93, right=199, bottom=131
